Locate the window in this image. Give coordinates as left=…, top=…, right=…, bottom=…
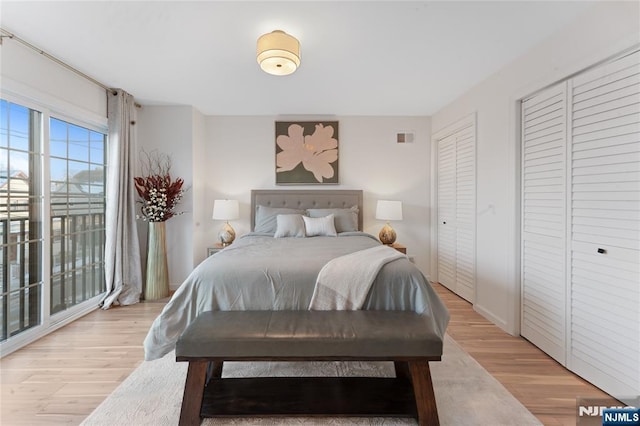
left=0, top=99, right=107, bottom=344
left=49, top=118, right=106, bottom=314
left=0, top=100, right=43, bottom=340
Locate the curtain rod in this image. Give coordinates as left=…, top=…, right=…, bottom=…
left=1, top=28, right=116, bottom=95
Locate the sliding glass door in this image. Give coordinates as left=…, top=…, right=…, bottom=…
left=49, top=118, right=106, bottom=314
left=0, top=100, right=43, bottom=341
left=0, top=98, right=107, bottom=346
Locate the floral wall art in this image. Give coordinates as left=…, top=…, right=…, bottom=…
left=275, top=121, right=339, bottom=184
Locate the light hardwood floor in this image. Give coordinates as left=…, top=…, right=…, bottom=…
left=1, top=301, right=165, bottom=425
left=434, top=283, right=616, bottom=426
left=0, top=284, right=616, bottom=425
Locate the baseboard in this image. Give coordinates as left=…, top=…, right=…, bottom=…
left=474, top=303, right=517, bottom=336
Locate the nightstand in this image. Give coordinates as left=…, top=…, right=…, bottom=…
left=207, top=242, right=226, bottom=257
left=390, top=243, right=406, bottom=254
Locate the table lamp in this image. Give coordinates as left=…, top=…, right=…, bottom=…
left=212, top=199, right=239, bottom=246
left=375, top=200, right=403, bottom=245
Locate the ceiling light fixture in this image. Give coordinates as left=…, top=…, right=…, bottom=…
left=256, top=30, right=300, bottom=76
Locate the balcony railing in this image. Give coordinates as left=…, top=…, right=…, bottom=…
left=0, top=211, right=105, bottom=342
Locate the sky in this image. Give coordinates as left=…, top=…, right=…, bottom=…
left=0, top=100, right=106, bottom=190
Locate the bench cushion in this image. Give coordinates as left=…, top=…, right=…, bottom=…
left=176, top=310, right=443, bottom=360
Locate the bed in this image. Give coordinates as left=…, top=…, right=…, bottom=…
left=143, top=189, right=449, bottom=361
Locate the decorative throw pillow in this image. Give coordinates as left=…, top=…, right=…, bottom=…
left=302, top=214, right=337, bottom=237
left=306, top=206, right=359, bottom=232
left=254, top=205, right=305, bottom=234
left=274, top=214, right=306, bottom=238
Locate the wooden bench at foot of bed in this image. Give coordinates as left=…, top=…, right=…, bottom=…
left=175, top=310, right=443, bottom=426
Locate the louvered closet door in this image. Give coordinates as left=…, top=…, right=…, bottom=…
left=437, top=134, right=456, bottom=292
left=455, top=123, right=476, bottom=302
left=436, top=118, right=476, bottom=303
left=569, top=50, right=640, bottom=399
left=521, top=82, right=568, bottom=364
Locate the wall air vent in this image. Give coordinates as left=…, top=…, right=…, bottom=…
left=396, top=132, right=414, bottom=143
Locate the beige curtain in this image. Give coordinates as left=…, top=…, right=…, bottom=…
left=100, top=89, right=142, bottom=309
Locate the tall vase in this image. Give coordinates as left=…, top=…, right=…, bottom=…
left=145, top=221, right=169, bottom=300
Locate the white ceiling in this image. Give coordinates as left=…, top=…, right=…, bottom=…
left=1, top=1, right=595, bottom=116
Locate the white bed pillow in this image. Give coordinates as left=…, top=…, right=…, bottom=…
left=302, top=214, right=337, bottom=237
left=306, top=206, right=359, bottom=232
left=274, top=214, right=306, bottom=238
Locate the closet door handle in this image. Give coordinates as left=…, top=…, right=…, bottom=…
left=597, top=248, right=606, bottom=254
left=442, top=221, right=446, bottom=224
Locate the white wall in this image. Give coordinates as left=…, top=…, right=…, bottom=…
left=199, top=116, right=432, bottom=273
left=1, top=37, right=106, bottom=127
left=191, top=109, right=207, bottom=270
left=136, top=106, right=196, bottom=287
left=431, top=1, right=640, bottom=334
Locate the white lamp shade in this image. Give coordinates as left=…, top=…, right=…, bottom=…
left=212, top=199, right=239, bottom=221
left=375, top=200, right=403, bottom=221
left=257, top=30, right=300, bottom=76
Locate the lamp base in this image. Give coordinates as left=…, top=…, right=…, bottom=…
left=379, top=223, right=397, bottom=245
left=219, top=222, right=236, bottom=246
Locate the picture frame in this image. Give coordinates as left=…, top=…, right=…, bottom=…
left=275, top=121, right=339, bottom=185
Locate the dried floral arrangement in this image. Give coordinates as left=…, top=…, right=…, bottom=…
left=133, top=151, right=185, bottom=222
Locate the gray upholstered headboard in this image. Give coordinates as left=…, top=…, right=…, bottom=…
left=251, top=189, right=364, bottom=231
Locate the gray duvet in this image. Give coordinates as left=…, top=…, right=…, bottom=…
left=143, top=232, right=449, bottom=360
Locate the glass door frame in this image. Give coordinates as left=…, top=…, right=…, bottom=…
left=0, top=91, right=108, bottom=357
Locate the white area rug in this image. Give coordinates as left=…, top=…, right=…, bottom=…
left=81, top=335, right=541, bottom=425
